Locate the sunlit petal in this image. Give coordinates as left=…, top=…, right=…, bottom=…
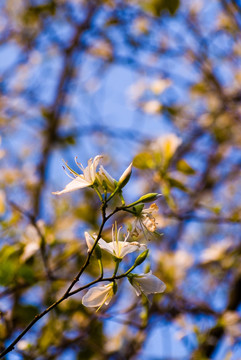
left=85, top=232, right=95, bottom=252
left=53, top=155, right=103, bottom=195
left=52, top=177, right=91, bottom=195
left=82, top=283, right=114, bottom=307
left=129, top=271, right=166, bottom=297
left=119, top=242, right=146, bottom=258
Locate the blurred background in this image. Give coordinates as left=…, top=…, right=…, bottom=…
left=1, top=0, right=241, bottom=358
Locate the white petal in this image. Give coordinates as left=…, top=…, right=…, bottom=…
left=85, top=232, right=95, bottom=252
left=98, top=166, right=116, bottom=191
left=89, top=155, right=102, bottom=182
left=84, top=158, right=93, bottom=183
left=92, top=155, right=103, bottom=174
left=52, top=178, right=91, bottom=195
left=99, top=166, right=115, bottom=183
left=131, top=282, right=142, bottom=296
left=97, top=239, right=145, bottom=259
left=21, top=242, right=39, bottom=262
left=119, top=242, right=146, bottom=258
left=135, top=272, right=166, bottom=295
left=82, top=284, right=113, bottom=307
left=142, top=215, right=157, bottom=232
left=97, top=238, right=115, bottom=256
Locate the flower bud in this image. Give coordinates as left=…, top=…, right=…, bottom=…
left=138, top=193, right=161, bottom=203
left=126, top=193, right=161, bottom=208
left=118, top=163, right=132, bottom=189
left=133, top=249, right=149, bottom=267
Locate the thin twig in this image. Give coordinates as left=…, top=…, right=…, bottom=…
left=0, top=204, right=123, bottom=358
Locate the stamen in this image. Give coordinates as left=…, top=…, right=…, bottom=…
left=139, top=220, right=149, bottom=242
left=62, top=166, right=75, bottom=180
left=117, top=226, right=122, bottom=243
left=75, top=156, right=85, bottom=172
left=124, top=231, right=130, bottom=242
left=62, top=160, right=79, bottom=176
left=112, top=225, right=115, bottom=245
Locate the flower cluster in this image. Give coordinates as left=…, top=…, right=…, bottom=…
left=53, top=155, right=166, bottom=310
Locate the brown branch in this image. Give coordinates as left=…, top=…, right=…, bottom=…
left=191, top=274, right=241, bottom=359
left=0, top=204, right=123, bottom=358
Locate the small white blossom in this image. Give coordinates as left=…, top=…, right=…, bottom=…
left=200, top=239, right=233, bottom=264
left=142, top=100, right=162, bottom=115
left=53, top=155, right=102, bottom=195
left=132, top=203, right=159, bottom=237
left=128, top=271, right=166, bottom=296
left=82, top=283, right=114, bottom=309
left=85, top=224, right=146, bottom=259
left=20, top=220, right=45, bottom=262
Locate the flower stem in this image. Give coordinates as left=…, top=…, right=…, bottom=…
left=94, top=186, right=103, bottom=203
left=113, top=259, right=121, bottom=277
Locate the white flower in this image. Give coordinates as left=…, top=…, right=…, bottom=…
left=132, top=203, right=159, bottom=237
left=128, top=271, right=166, bottom=296
left=85, top=225, right=146, bottom=259
left=96, top=162, right=132, bottom=192
left=53, top=155, right=102, bottom=195
left=200, top=239, right=232, bottom=264
left=82, top=283, right=114, bottom=309
left=20, top=220, right=45, bottom=262
left=142, top=100, right=162, bottom=115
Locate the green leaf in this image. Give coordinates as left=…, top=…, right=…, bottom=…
left=167, top=177, right=188, bottom=192
left=133, top=152, right=155, bottom=169
left=163, top=0, right=180, bottom=15
left=18, top=264, right=35, bottom=284
left=0, top=245, right=19, bottom=286
left=177, top=159, right=196, bottom=175
left=209, top=204, right=222, bottom=215
left=0, top=260, right=17, bottom=286
left=139, top=0, right=180, bottom=17
left=13, top=304, right=39, bottom=326
left=191, top=82, right=207, bottom=95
